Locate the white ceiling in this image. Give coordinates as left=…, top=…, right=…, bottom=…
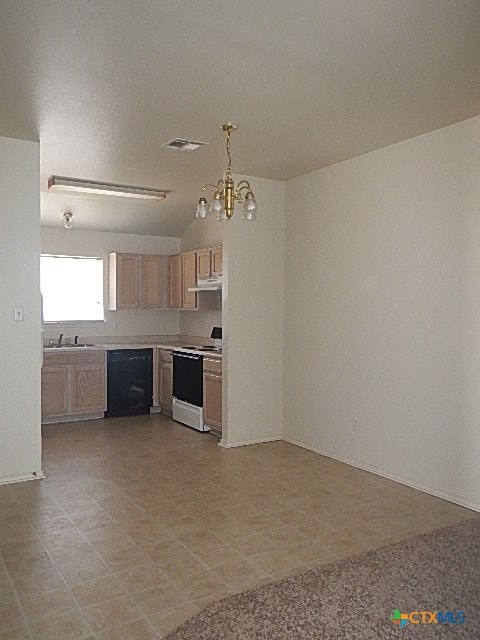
left=1, top=0, right=479, bottom=237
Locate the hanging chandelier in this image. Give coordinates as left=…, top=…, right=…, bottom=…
left=195, top=123, right=257, bottom=222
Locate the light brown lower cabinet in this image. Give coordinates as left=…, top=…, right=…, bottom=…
left=158, top=349, right=173, bottom=414
left=70, top=364, right=106, bottom=413
left=42, top=351, right=106, bottom=420
left=203, top=356, right=222, bottom=434
left=41, top=366, right=69, bottom=416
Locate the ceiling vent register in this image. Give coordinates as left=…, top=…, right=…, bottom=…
left=162, top=138, right=207, bottom=151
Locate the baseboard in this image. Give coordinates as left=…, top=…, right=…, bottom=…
left=0, top=471, right=45, bottom=486
left=42, top=412, right=104, bottom=425
left=283, top=435, right=480, bottom=513
left=150, top=406, right=173, bottom=417
left=219, top=435, right=282, bottom=448
left=149, top=406, right=162, bottom=414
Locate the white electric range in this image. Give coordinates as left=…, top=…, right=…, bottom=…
left=171, top=345, right=222, bottom=432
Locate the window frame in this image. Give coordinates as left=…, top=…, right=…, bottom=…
left=40, top=254, right=105, bottom=324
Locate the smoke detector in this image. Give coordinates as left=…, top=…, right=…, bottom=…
left=162, top=138, right=207, bottom=151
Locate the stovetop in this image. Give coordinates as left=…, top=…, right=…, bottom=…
left=182, top=346, right=222, bottom=352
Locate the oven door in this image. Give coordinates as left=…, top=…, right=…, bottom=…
left=172, top=352, right=203, bottom=407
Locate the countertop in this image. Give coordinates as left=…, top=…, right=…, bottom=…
left=43, top=342, right=223, bottom=358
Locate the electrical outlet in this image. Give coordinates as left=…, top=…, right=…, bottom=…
left=353, top=416, right=360, bottom=431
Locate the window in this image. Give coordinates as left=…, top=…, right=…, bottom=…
left=41, top=255, right=104, bottom=322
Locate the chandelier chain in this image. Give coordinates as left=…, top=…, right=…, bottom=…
left=226, top=129, right=232, bottom=178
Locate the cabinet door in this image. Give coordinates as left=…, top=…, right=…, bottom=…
left=109, top=253, right=141, bottom=309
left=182, top=251, right=197, bottom=310
left=41, top=366, right=68, bottom=416
left=169, top=255, right=182, bottom=309
left=160, top=362, right=173, bottom=414
left=211, top=247, right=223, bottom=276
left=143, top=255, right=169, bottom=308
left=203, top=372, right=222, bottom=432
left=196, top=249, right=211, bottom=279
left=71, top=364, right=106, bottom=413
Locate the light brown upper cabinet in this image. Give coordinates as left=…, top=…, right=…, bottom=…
left=196, top=249, right=212, bottom=279
left=181, top=251, right=198, bottom=310
left=211, top=246, right=223, bottom=276
left=109, top=252, right=170, bottom=310
left=109, top=253, right=141, bottom=309
left=143, top=255, right=170, bottom=309
left=169, top=255, right=182, bottom=309
left=196, top=246, right=223, bottom=279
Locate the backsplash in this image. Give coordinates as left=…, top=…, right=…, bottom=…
left=42, top=308, right=180, bottom=342
left=180, top=309, right=222, bottom=338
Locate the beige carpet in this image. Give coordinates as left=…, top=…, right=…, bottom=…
left=166, top=517, right=480, bottom=639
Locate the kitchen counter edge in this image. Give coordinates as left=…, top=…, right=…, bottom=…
left=44, top=343, right=222, bottom=357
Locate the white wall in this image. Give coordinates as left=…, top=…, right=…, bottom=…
left=41, top=228, right=181, bottom=341
left=181, top=216, right=223, bottom=253
left=180, top=216, right=223, bottom=338
left=222, top=175, right=285, bottom=447
left=0, top=137, right=43, bottom=483
left=284, top=115, right=480, bottom=510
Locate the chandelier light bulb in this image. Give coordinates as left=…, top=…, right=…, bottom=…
left=243, top=192, right=257, bottom=221
left=195, top=197, right=208, bottom=219
left=210, top=194, right=223, bottom=215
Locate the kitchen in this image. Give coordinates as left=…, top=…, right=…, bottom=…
left=32, top=158, right=284, bottom=465
left=40, top=224, right=225, bottom=439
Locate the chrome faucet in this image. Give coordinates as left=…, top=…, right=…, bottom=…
left=58, top=333, right=64, bottom=345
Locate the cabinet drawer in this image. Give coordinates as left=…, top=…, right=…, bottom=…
left=43, top=350, right=105, bottom=366
left=203, top=357, right=222, bottom=375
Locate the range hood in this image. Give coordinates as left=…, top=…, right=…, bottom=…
left=188, top=275, right=223, bottom=292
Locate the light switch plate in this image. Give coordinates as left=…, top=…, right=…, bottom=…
left=14, top=307, right=24, bottom=321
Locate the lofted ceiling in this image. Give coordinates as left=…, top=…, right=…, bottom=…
left=1, top=0, right=479, bottom=237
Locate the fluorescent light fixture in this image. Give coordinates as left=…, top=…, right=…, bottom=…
left=48, top=176, right=167, bottom=201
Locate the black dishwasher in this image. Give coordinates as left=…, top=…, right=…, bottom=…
left=105, top=349, right=153, bottom=417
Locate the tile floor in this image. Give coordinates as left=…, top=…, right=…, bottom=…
left=0, top=414, right=474, bottom=639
